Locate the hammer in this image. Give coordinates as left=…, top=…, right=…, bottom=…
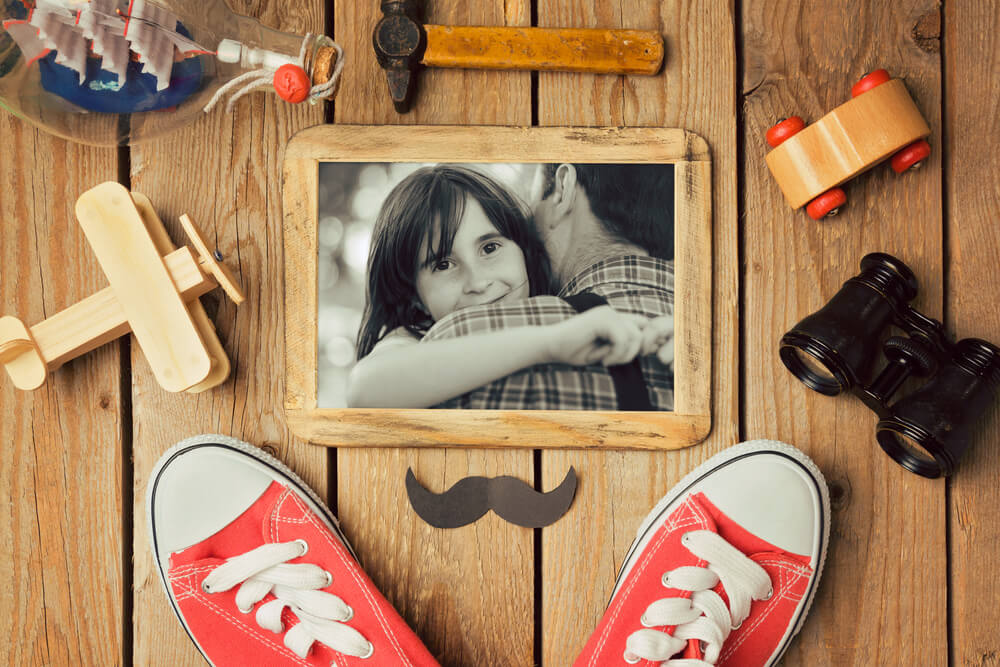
left=373, top=0, right=665, bottom=113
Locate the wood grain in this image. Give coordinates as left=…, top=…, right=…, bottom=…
left=75, top=184, right=212, bottom=392
left=25, top=246, right=211, bottom=371
left=0, top=117, right=124, bottom=665
left=127, top=0, right=328, bottom=663
left=333, top=2, right=536, bottom=664
left=285, top=124, right=711, bottom=161
left=422, top=25, right=665, bottom=75
left=944, top=1, right=1000, bottom=665
left=672, top=160, right=714, bottom=417
left=743, top=0, right=945, bottom=664
left=133, top=196, right=235, bottom=394
left=0, top=315, right=46, bottom=389
left=1, top=1, right=996, bottom=663
left=282, top=125, right=712, bottom=450
left=287, top=409, right=711, bottom=450
left=538, top=0, right=740, bottom=663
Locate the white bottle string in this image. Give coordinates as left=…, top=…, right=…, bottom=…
left=203, top=34, right=344, bottom=113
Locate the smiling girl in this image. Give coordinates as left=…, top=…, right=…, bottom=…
left=347, top=165, right=665, bottom=409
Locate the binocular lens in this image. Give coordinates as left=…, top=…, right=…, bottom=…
left=875, top=338, right=1000, bottom=478
left=876, top=422, right=943, bottom=477
left=780, top=343, right=845, bottom=396
left=780, top=254, right=916, bottom=396
left=890, top=432, right=937, bottom=464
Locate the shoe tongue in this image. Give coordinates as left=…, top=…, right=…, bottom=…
left=679, top=494, right=721, bottom=664
left=672, top=493, right=812, bottom=666
left=169, top=481, right=287, bottom=567
left=680, top=491, right=720, bottom=536
left=681, top=639, right=705, bottom=661
left=645, top=493, right=719, bottom=661
left=687, top=493, right=754, bottom=627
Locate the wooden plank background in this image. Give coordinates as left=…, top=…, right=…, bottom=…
left=944, top=2, right=1000, bottom=666
left=742, top=1, right=947, bottom=665
left=1, top=0, right=998, bottom=665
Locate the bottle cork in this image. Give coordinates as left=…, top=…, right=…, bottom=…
left=312, top=46, right=337, bottom=85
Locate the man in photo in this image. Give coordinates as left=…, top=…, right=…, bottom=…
left=422, top=162, right=676, bottom=411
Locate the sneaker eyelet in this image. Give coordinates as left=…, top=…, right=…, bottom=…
left=763, top=586, right=774, bottom=601
left=201, top=581, right=212, bottom=593
left=342, top=605, right=354, bottom=622
left=237, top=602, right=253, bottom=614
left=323, top=570, right=333, bottom=587
left=640, top=613, right=653, bottom=628
left=681, top=532, right=691, bottom=544
left=731, top=618, right=743, bottom=630
left=294, top=538, right=309, bottom=556
left=661, top=572, right=671, bottom=588
left=623, top=652, right=641, bottom=664
left=360, top=641, right=374, bottom=659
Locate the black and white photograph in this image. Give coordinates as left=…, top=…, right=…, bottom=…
left=315, top=161, right=676, bottom=412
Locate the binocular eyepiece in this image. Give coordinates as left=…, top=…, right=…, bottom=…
left=780, top=253, right=1000, bottom=478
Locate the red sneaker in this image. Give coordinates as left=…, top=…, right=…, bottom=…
left=574, top=440, right=830, bottom=666
left=146, top=434, right=441, bottom=667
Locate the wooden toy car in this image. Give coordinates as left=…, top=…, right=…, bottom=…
left=765, top=69, right=932, bottom=220
left=0, top=183, right=244, bottom=393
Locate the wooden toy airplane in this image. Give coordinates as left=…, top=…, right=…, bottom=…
left=0, top=182, right=244, bottom=393
left=765, top=69, right=932, bottom=220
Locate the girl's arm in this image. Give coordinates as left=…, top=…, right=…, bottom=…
left=345, top=306, right=649, bottom=408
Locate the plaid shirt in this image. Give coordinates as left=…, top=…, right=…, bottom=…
left=423, top=256, right=675, bottom=410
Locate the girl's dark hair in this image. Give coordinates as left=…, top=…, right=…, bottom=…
left=356, top=165, right=552, bottom=360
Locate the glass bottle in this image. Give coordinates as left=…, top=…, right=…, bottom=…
left=1, top=0, right=339, bottom=145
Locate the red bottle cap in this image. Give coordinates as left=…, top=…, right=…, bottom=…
left=273, top=64, right=311, bottom=104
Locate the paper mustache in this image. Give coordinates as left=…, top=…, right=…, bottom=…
left=405, top=467, right=578, bottom=528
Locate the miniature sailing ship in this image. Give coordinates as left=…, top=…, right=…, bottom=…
left=1, top=0, right=339, bottom=143
left=2, top=0, right=209, bottom=111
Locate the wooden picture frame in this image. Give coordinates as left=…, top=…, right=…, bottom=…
left=283, top=125, right=712, bottom=450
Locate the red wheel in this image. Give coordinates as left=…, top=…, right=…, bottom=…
left=851, top=69, right=891, bottom=97
left=891, top=139, right=931, bottom=173
left=766, top=116, right=806, bottom=148
left=806, top=188, right=847, bottom=220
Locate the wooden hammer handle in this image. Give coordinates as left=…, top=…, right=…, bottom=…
left=422, top=26, right=664, bottom=75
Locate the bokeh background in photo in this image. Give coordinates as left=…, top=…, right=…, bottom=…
left=317, top=162, right=537, bottom=408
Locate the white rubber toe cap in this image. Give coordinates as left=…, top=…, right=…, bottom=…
left=149, top=437, right=273, bottom=560
left=616, top=439, right=830, bottom=598
left=695, top=449, right=823, bottom=557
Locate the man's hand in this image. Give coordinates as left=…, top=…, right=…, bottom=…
left=641, top=313, right=674, bottom=370
left=546, top=306, right=651, bottom=367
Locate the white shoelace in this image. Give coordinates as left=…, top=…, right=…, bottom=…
left=624, top=530, right=772, bottom=666
left=201, top=540, right=373, bottom=660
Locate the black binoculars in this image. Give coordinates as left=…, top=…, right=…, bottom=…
left=780, top=253, right=1000, bottom=478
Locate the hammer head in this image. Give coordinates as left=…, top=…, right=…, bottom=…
left=372, top=0, right=426, bottom=113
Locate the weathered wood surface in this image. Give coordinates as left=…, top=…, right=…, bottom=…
left=537, top=0, right=740, bottom=662
left=126, top=0, right=328, bottom=662
left=0, top=0, right=998, bottom=665
left=334, top=1, right=536, bottom=665
left=944, top=2, right=1000, bottom=666
left=743, top=1, right=947, bottom=665
left=0, top=121, right=124, bottom=665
